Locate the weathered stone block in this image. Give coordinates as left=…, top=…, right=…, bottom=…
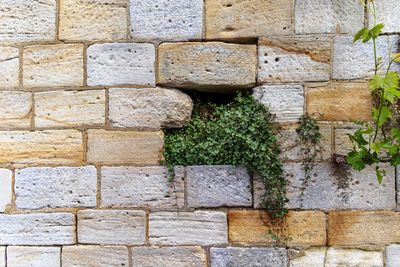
left=325, top=248, right=383, bottom=267
left=0, top=91, right=31, bottom=129
left=253, top=85, right=304, bottom=123
left=0, top=247, right=4, bottom=267
left=0, top=130, right=84, bottom=166
left=109, top=88, right=192, bottom=129
left=0, top=213, right=75, bottom=245
left=87, top=43, right=155, bottom=86
left=35, top=90, right=105, bottom=128
left=15, top=166, right=97, bottom=209
left=149, top=211, right=228, bottom=245
left=0, top=47, right=19, bottom=87
left=7, top=246, right=60, bottom=267
left=205, top=0, right=292, bottom=39
left=295, top=0, right=364, bottom=34
left=186, top=165, right=252, bottom=208
left=0, top=169, right=11, bottom=212
left=158, top=42, right=257, bottom=92
left=210, top=247, right=288, bottom=267
left=59, top=0, right=128, bottom=41
left=130, top=0, right=203, bottom=42
left=0, top=0, right=56, bottom=43
left=101, top=166, right=184, bottom=210
left=62, top=246, right=129, bottom=267
left=258, top=36, right=331, bottom=83
left=386, top=245, right=400, bottom=267
left=334, top=124, right=360, bottom=155
left=23, top=44, right=84, bottom=88
left=78, top=210, right=146, bottom=245
left=369, top=0, right=400, bottom=33
left=87, top=130, right=163, bottom=165
left=131, top=246, right=207, bottom=267
left=289, top=248, right=326, bottom=267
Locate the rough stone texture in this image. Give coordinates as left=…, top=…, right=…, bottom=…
left=295, top=0, right=364, bottom=34
left=109, top=88, right=193, bottom=129
left=0, top=213, right=75, bottom=245
left=386, top=245, right=400, bottom=267
left=289, top=248, right=327, bottom=267
left=329, top=211, right=400, bottom=248
left=59, top=0, right=127, bottom=41
left=205, top=0, right=292, bottom=39
left=285, top=163, right=395, bottom=210
left=306, top=82, right=372, bottom=121
left=0, top=91, right=31, bottom=129
left=334, top=125, right=361, bottom=155
left=369, top=0, right=400, bottom=33
left=131, top=246, right=207, bottom=267
left=78, top=210, right=146, bottom=245
left=130, top=0, right=203, bottom=42
left=15, top=166, right=97, bottom=209
left=0, top=47, right=19, bottom=87
left=23, top=44, right=84, bottom=88
left=253, top=85, right=304, bottom=123
left=0, top=247, right=4, bottom=267
left=186, top=165, right=252, bottom=208
left=228, top=210, right=326, bottom=246
left=210, top=247, right=288, bottom=267
left=87, top=130, right=163, bottom=165
left=0, top=169, right=11, bottom=212
left=258, top=36, right=331, bottom=83
left=87, top=43, right=155, bottom=86
left=325, top=248, right=383, bottom=267
left=149, top=211, right=228, bottom=245
left=158, top=42, right=257, bottom=92
left=333, top=35, right=400, bottom=80
left=101, top=166, right=184, bottom=210
left=0, top=130, right=84, bottom=166
left=0, top=0, right=56, bottom=43
left=7, top=246, right=60, bottom=267
left=62, top=246, right=129, bottom=267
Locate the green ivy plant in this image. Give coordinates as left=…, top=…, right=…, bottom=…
left=347, top=0, right=400, bottom=182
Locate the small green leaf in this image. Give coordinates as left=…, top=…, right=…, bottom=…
left=377, top=106, right=392, bottom=126
left=369, top=23, right=385, bottom=39
left=376, top=167, right=384, bottom=184
left=347, top=150, right=367, bottom=171
left=354, top=27, right=369, bottom=43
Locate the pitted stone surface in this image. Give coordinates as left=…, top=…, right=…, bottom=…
left=325, top=248, right=383, bottom=267
left=210, top=247, right=288, bottom=267
left=101, top=166, right=184, bottom=210
left=87, top=43, right=155, bottom=86
left=289, top=248, right=326, bottom=267
left=130, top=0, right=203, bottom=42
left=369, top=0, right=400, bottom=33
left=62, top=246, right=129, bottom=267
left=109, top=88, right=193, bottom=129
left=78, top=210, right=146, bottom=245
left=386, top=245, right=400, bottom=267
left=0, top=213, right=75, bottom=245
left=0, top=91, right=31, bottom=129
left=7, top=246, right=60, bottom=267
left=0, top=169, right=11, bottom=212
left=186, top=165, right=252, bottom=208
left=15, top=166, right=97, bottom=209
left=0, top=47, right=19, bottom=87
left=149, top=211, right=228, bottom=245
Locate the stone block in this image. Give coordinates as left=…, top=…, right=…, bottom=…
left=0, top=169, right=12, bottom=212
left=369, top=0, right=400, bottom=33
left=62, top=246, right=129, bottom=267
left=386, top=245, right=400, bottom=267
left=0, top=47, right=19, bottom=87
left=0, top=91, right=31, bottom=129
left=7, top=246, right=60, bottom=267
left=289, top=248, right=326, bottom=267
left=325, top=248, right=383, bottom=267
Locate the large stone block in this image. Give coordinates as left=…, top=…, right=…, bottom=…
left=0, top=130, right=84, bottom=166
left=0, top=213, right=75, bottom=245
left=210, top=247, right=288, bottom=267
left=109, top=88, right=192, bottom=129
left=7, top=246, right=60, bottom=267
left=101, top=166, right=184, bottom=210
left=130, top=0, right=203, bottom=42
left=289, top=248, right=326, bottom=267
left=157, top=42, right=257, bottom=92
left=87, top=43, right=155, bottom=86
left=0, top=47, right=19, bottom=87
left=186, top=165, right=252, bottom=208
left=386, top=245, right=400, bottom=267
left=149, top=211, right=228, bottom=245
left=59, top=0, right=128, bottom=41
left=0, top=0, right=56, bottom=43
left=0, top=169, right=12, bottom=212
left=369, top=0, right=400, bottom=33
left=15, top=166, right=97, bottom=209
left=87, top=130, right=163, bottom=165
left=131, top=246, right=207, bottom=267
left=258, top=36, right=331, bottom=83
left=23, top=44, right=84, bottom=88
left=78, top=210, right=146, bottom=245
left=205, top=0, right=292, bottom=39
left=325, top=248, right=383, bottom=267
left=0, top=91, right=31, bottom=129
left=62, top=246, right=129, bottom=267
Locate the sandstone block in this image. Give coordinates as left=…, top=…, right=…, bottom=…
left=15, top=166, right=97, bottom=209
left=289, top=248, right=326, bottom=267
left=23, top=44, right=84, bottom=88
left=0, top=247, right=4, bottom=267
left=35, top=90, right=105, bottom=128
left=62, top=246, right=129, bottom=267
left=158, top=42, right=256, bottom=92
left=78, top=210, right=146, bottom=245
left=149, top=211, right=228, bottom=245
left=0, top=47, right=19, bottom=87
left=7, top=246, right=60, bottom=267
left=369, top=0, right=400, bottom=33
left=59, top=0, right=127, bottom=41
left=87, top=130, right=163, bottom=165
left=386, top=245, right=400, bottom=267
left=87, top=43, right=155, bottom=86
left=325, top=248, right=383, bottom=267
left=0, top=169, right=12, bottom=212
left=0, top=213, right=75, bottom=245
left=109, top=88, right=192, bottom=129
left=0, top=91, right=31, bottom=129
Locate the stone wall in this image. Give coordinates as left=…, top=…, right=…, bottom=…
left=0, top=0, right=399, bottom=266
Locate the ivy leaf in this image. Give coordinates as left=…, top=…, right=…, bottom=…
left=354, top=27, right=369, bottom=43
left=376, top=167, right=384, bottom=184
left=347, top=150, right=368, bottom=171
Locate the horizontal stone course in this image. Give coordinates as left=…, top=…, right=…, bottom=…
left=62, top=246, right=129, bottom=267
left=325, top=248, right=383, bottom=267
left=0, top=169, right=12, bottom=213
left=0, top=47, right=19, bottom=87
left=0, top=91, right=31, bottom=130
left=7, top=246, right=61, bottom=267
